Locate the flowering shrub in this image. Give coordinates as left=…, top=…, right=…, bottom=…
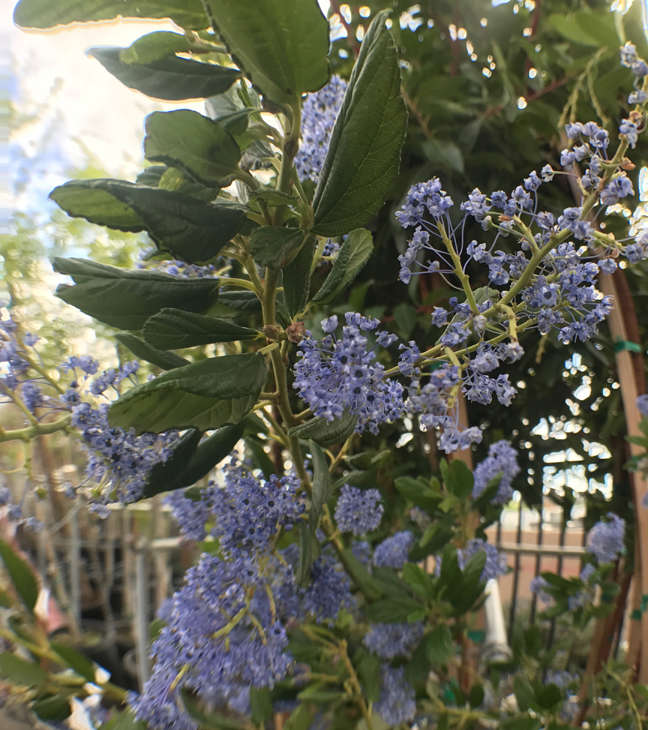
left=4, top=1, right=648, bottom=729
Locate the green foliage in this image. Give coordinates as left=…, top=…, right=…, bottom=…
left=206, top=0, right=329, bottom=105
left=312, top=11, right=407, bottom=236
left=89, top=45, right=239, bottom=101
left=144, top=110, right=241, bottom=186
left=108, top=354, right=267, bottom=432
left=0, top=539, right=39, bottom=614
left=53, top=258, right=220, bottom=330
left=51, top=179, right=250, bottom=262
left=13, top=0, right=206, bottom=28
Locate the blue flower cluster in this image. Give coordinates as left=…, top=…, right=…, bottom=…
left=375, top=665, right=416, bottom=726
left=293, top=312, right=404, bottom=433
left=373, top=530, right=414, bottom=568
left=132, top=553, right=293, bottom=729
left=64, top=357, right=179, bottom=506
left=334, top=484, right=384, bottom=535
left=209, top=459, right=305, bottom=553
left=135, top=462, right=356, bottom=727
left=472, top=440, right=520, bottom=504
left=586, top=513, right=625, bottom=564
left=458, top=538, right=508, bottom=582
left=363, top=621, right=423, bottom=659
left=295, top=75, right=347, bottom=182
left=165, top=486, right=220, bottom=542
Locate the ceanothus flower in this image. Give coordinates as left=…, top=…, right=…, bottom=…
left=293, top=312, right=405, bottom=433
left=637, top=394, right=648, bottom=416
left=375, top=666, right=416, bottom=726
left=363, top=621, right=424, bottom=659
left=458, top=539, right=507, bottom=582
left=472, top=440, right=520, bottom=504
left=295, top=75, right=347, bottom=182
left=586, top=513, right=625, bottom=564
left=373, top=530, right=414, bottom=569
left=334, top=484, right=383, bottom=535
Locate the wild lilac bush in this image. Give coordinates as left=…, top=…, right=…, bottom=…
left=4, top=1, right=648, bottom=729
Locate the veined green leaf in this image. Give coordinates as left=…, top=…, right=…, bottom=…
left=0, top=539, right=39, bottom=614
left=115, top=333, right=189, bottom=371
left=313, top=229, right=373, bottom=302
left=283, top=237, right=315, bottom=317
left=144, top=110, right=241, bottom=186
left=89, top=46, right=240, bottom=100
left=53, top=258, right=220, bottom=330
left=142, top=425, right=243, bottom=497
left=249, top=226, right=305, bottom=268
left=109, top=354, right=267, bottom=433
left=289, top=411, right=357, bottom=446
left=50, top=180, right=249, bottom=263
left=312, top=10, right=407, bottom=235
left=143, top=308, right=258, bottom=349
left=13, top=0, right=207, bottom=29
left=206, top=0, right=329, bottom=104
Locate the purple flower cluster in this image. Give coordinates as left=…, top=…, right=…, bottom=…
left=458, top=538, right=508, bottom=582
left=363, top=621, right=423, bottom=659
left=165, top=486, right=220, bottom=542
left=473, top=440, right=520, bottom=504
left=209, top=460, right=305, bottom=555
left=293, top=312, right=404, bottom=434
left=64, top=358, right=179, bottom=505
left=637, top=394, right=648, bottom=417
left=334, top=484, right=383, bottom=535
left=373, top=530, right=414, bottom=569
left=132, top=553, right=293, bottom=728
left=406, top=364, right=483, bottom=452
left=295, top=75, right=347, bottom=182
left=586, top=513, right=625, bottom=564
left=375, top=665, right=416, bottom=726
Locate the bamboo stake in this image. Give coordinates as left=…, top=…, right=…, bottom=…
left=599, top=271, right=648, bottom=683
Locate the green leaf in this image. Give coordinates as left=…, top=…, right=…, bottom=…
left=143, top=308, right=258, bottom=349
left=394, top=476, right=439, bottom=511
left=468, top=684, right=485, bottom=708
left=120, top=31, right=191, bottom=63
left=283, top=237, right=315, bottom=317
left=401, top=563, right=433, bottom=599
left=89, top=47, right=240, bottom=100
left=393, top=302, right=417, bottom=339
left=356, top=649, right=382, bottom=702
left=548, top=11, right=618, bottom=48
left=14, top=0, right=207, bottom=29
left=0, top=653, right=48, bottom=686
left=249, top=687, right=272, bottom=723
left=444, top=460, right=474, bottom=500
left=283, top=703, right=315, bottom=730
left=116, top=333, right=189, bottom=371
left=313, top=229, right=374, bottom=303
left=144, top=110, right=240, bottom=186
left=249, top=226, right=305, bottom=268
left=513, top=676, right=535, bottom=712
left=310, top=440, right=331, bottom=523
left=366, top=596, right=423, bottom=623
left=289, top=411, right=357, bottom=446
left=0, top=539, right=39, bottom=614
left=53, top=257, right=220, bottom=330
left=206, top=0, right=329, bottom=104
left=50, top=641, right=96, bottom=681
left=99, top=710, right=148, bottom=730
left=32, top=695, right=71, bottom=722
left=297, top=519, right=317, bottom=586
left=312, top=10, right=406, bottom=235
left=424, top=625, right=455, bottom=665
left=109, top=354, right=267, bottom=433
left=161, top=425, right=243, bottom=493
